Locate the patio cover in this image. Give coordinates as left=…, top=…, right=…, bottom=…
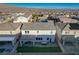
left=0, top=35, right=16, bottom=41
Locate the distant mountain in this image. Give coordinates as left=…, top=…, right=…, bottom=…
left=0, top=4, right=79, bottom=15
left=0, top=4, right=50, bottom=14
left=0, top=4, right=30, bottom=13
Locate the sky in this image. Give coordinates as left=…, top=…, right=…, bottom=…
left=5, top=3, right=79, bottom=9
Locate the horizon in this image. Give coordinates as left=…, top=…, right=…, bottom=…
left=4, top=3, right=79, bottom=9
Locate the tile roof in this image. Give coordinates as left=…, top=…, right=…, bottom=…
left=59, top=17, right=78, bottom=23
left=0, top=23, right=21, bottom=30
left=64, top=23, right=79, bottom=30
left=22, top=21, right=56, bottom=30
left=56, top=22, right=67, bottom=30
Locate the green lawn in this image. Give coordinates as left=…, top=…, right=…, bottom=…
left=17, top=47, right=61, bottom=52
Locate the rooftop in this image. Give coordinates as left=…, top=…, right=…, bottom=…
left=59, top=17, right=78, bottom=23
left=56, top=22, right=67, bottom=30
left=0, top=23, right=21, bottom=31
left=63, top=23, right=79, bottom=30
left=22, top=21, right=56, bottom=30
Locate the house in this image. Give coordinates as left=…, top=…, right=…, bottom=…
left=61, top=23, right=79, bottom=46
left=56, top=22, right=79, bottom=52
left=13, top=13, right=25, bottom=16
left=64, top=14, right=70, bottom=17
left=13, top=14, right=32, bottom=23
left=0, top=14, right=13, bottom=23
left=0, top=16, right=5, bottom=23
left=0, top=23, right=21, bottom=53
left=20, top=21, right=56, bottom=47
left=59, top=17, right=78, bottom=23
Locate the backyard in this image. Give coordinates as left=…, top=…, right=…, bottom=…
left=17, top=47, right=61, bottom=52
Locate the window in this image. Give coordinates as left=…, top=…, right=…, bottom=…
left=51, top=31, right=53, bottom=34
left=36, top=37, right=38, bottom=40
left=36, top=37, right=43, bottom=40
left=47, top=37, right=49, bottom=40
left=37, top=30, right=39, bottom=33
left=40, top=37, right=42, bottom=40
left=74, top=32, right=76, bottom=34
left=10, top=31, right=12, bottom=34
left=65, top=31, right=69, bottom=34
left=25, top=31, right=29, bottom=34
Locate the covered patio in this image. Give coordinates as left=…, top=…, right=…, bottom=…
left=19, top=39, right=57, bottom=47
left=62, top=35, right=77, bottom=46
left=0, top=35, right=17, bottom=53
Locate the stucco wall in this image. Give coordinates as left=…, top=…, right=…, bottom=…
left=20, top=35, right=55, bottom=43
left=62, top=30, right=79, bottom=35
left=0, top=31, right=11, bottom=35
left=21, top=30, right=56, bottom=35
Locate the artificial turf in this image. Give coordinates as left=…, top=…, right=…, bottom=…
left=17, top=47, right=61, bottom=52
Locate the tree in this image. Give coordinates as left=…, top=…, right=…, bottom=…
left=32, top=14, right=40, bottom=22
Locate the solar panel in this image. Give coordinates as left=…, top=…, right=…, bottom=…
left=69, top=23, right=79, bottom=30
left=72, top=16, right=79, bottom=21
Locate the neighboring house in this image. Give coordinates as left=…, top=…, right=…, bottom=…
left=10, top=13, right=25, bottom=19
left=13, top=13, right=25, bottom=16
left=59, top=17, right=78, bottom=23
left=0, top=23, right=21, bottom=53
left=13, top=14, right=32, bottom=23
left=61, top=23, right=79, bottom=45
left=64, top=14, right=70, bottom=17
left=0, top=16, right=5, bottom=23
left=56, top=22, right=79, bottom=52
left=0, top=15, right=12, bottom=23
left=20, top=21, right=56, bottom=47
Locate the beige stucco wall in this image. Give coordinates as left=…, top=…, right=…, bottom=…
left=0, top=31, right=11, bottom=35
left=62, top=30, right=79, bottom=35
left=21, top=30, right=56, bottom=35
